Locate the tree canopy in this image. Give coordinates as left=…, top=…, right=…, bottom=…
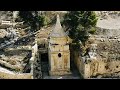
left=18, top=11, right=45, bottom=32
left=63, top=11, right=97, bottom=50
left=63, top=11, right=98, bottom=49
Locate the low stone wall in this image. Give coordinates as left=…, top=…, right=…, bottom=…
left=31, top=40, right=42, bottom=79
left=74, top=37, right=120, bottom=78
left=0, top=71, right=33, bottom=79
left=74, top=53, right=91, bottom=79
left=0, top=40, right=39, bottom=79
left=75, top=55, right=120, bottom=79
left=5, top=46, right=32, bottom=51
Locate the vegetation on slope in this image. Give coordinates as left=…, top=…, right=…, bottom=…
left=63, top=11, right=98, bottom=53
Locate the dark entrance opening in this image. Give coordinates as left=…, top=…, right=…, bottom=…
left=40, top=53, right=49, bottom=78
left=41, top=53, right=48, bottom=62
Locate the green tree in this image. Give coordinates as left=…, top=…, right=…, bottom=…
left=18, top=11, right=44, bottom=32
left=63, top=11, right=98, bottom=49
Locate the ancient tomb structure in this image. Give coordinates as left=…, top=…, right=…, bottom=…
left=48, top=14, right=70, bottom=75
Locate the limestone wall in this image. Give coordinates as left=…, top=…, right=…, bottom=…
left=50, top=45, right=69, bottom=52
left=48, top=45, right=70, bottom=75
left=5, top=46, right=32, bottom=51
left=75, top=55, right=120, bottom=78
left=89, top=60, right=120, bottom=78
left=0, top=40, right=40, bottom=79
left=50, top=37, right=69, bottom=45
left=74, top=34, right=120, bottom=78
left=49, top=51, right=70, bottom=71
left=0, top=71, right=33, bottom=79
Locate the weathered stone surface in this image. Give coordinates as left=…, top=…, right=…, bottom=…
left=74, top=27, right=120, bottom=78
left=48, top=15, right=70, bottom=76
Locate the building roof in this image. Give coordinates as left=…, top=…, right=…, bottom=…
left=50, top=14, right=67, bottom=37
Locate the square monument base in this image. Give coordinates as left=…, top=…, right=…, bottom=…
left=49, top=70, right=71, bottom=76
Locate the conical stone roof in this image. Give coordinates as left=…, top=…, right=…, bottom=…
left=50, top=14, right=67, bottom=37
